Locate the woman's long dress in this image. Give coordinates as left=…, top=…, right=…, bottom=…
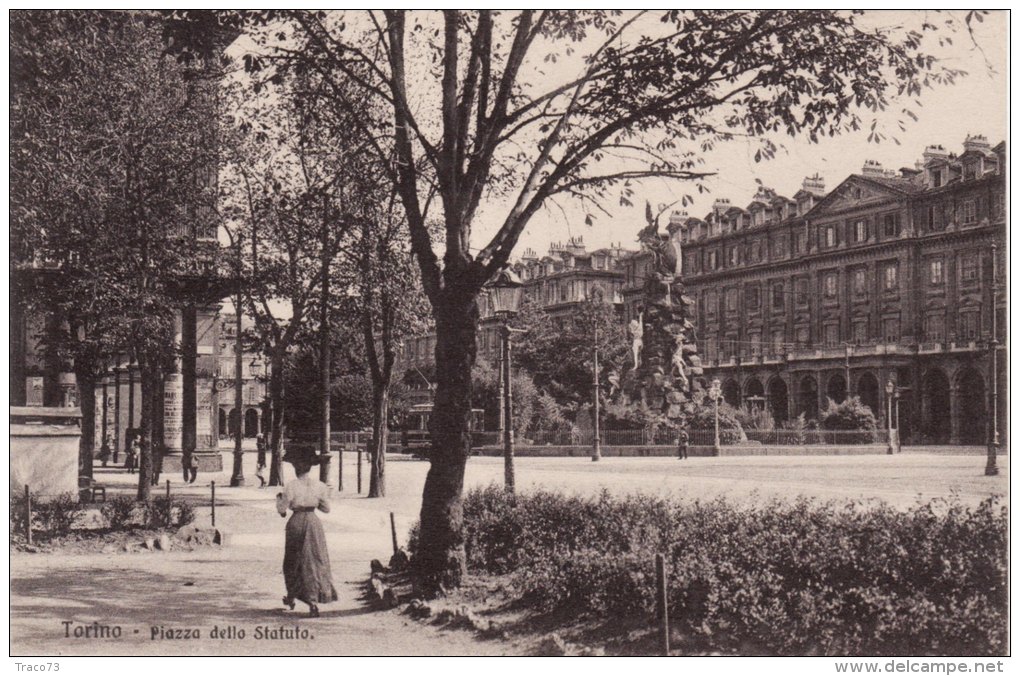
left=276, top=475, right=339, bottom=605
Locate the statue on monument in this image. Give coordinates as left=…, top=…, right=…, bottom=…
left=629, top=310, right=644, bottom=369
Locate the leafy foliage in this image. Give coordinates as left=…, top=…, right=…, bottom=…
left=446, top=486, right=1008, bottom=656
left=512, top=294, right=629, bottom=421
left=821, top=396, right=879, bottom=432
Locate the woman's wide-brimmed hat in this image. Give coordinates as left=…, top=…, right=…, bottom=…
left=282, top=446, right=322, bottom=466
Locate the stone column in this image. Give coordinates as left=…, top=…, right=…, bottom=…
left=949, top=384, right=961, bottom=445
left=181, top=304, right=197, bottom=461
left=163, top=312, right=185, bottom=456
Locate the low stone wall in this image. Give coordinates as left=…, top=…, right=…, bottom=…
left=472, top=443, right=893, bottom=458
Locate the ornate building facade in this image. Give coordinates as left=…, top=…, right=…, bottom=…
left=620, top=137, right=1006, bottom=445
left=396, top=237, right=634, bottom=403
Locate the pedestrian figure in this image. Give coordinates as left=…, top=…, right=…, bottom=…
left=277, top=448, right=338, bottom=618
left=126, top=437, right=139, bottom=474
left=187, top=454, right=199, bottom=484
left=256, top=460, right=267, bottom=488
left=112, top=435, right=120, bottom=465
left=99, top=439, right=111, bottom=468
left=256, top=433, right=267, bottom=468
left=677, top=428, right=689, bottom=460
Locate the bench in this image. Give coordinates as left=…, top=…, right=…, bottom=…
left=78, top=476, right=107, bottom=503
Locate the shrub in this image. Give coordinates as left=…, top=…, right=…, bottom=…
left=781, top=413, right=808, bottom=444
left=687, top=398, right=745, bottom=444
left=145, top=497, right=195, bottom=529
left=451, top=486, right=1008, bottom=656
left=35, top=493, right=80, bottom=534
left=101, top=496, right=140, bottom=530
left=735, top=403, right=775, bottom=431
left=821, top=396, right=879, bottom=444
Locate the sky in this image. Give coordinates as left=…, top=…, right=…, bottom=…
left=472, top=10, right=1009, bottom=259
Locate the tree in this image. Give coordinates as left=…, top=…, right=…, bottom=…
left=221, top=65, right=371, bottom=485
left=513, top=294, right=628, bottom=422
left=11, top=11, right=219, bottom=497
left=343, top=207, right=429, bottom=497
left=166, top=9, right=975, bottom=594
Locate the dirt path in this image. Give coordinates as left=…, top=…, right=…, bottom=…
left=10, top=485, right=519, bottom=656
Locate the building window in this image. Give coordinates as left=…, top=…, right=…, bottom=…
left=852, top=268, right=868, bottom=296
left=823, top=323, right=840, bottom=346
left=960, top=253, right=979, bottom=283
left=882, top=317, right=900, bottom=342
left=852, top=320, right=869, bottom=344
left=707, top=250, right=719, bottom=270
left=728, top=246, right=739, bottom=266
left=725, top=288, right=739, bottom=313
left=773, top=235, right=786, bottom=258
left=771, top=330, right=785, bottom=354
left=705, top=338, right=717, bottom=361
left=882, top=212, right=900, bottom=238
left=853, top=219, right=868, bottom=243
left=795, top=326, right=810, bottom=346
left=772, top=283, right=785, bottom=310
left=883, top=263, right=898, bottom=291
left=749, top=332, right=762, bottom=356
left=928, top=259, right=944, bottom=285
left=961, top=200, right=977, bottom=224
left=705, top=291, right=718, bottom=317
left=924, top=313, right=945, bottom=341
left=795, top=278, right=809, bottom=306
left=747, top=286, right=761, bottom=311
left=824, top=273, right=838, bottom=298
left=685, top=252, right=699, bottom=274
left=795, top=230, right=807, bottom=253
left=824, top=225, right=837, bottom=248
left=959, top=311, right=980, bottom=340
left=992, top=192, right=1005, bottom=219
left=927, top=204, right=944, bottom=231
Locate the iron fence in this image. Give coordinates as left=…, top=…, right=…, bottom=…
left=473, top=427, right=890, bottom=447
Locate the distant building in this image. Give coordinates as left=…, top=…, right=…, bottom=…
left=395, top=236, right=637, bottom=403
left=621, top=137, right=1006, bottom=445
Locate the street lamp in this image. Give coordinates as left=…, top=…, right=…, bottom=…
left=985, top=241, right=1000, bottom=477
left=591, top=287, right=604, bottom=462
left=885, top=379, right=895, bottom=455
left=709, top=378, right=722, bottom=456
left=486, top=267, right=524, bottom=492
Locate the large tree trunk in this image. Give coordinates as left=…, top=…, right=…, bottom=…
left=137, top=364, right=157, bottom=501
left=368, top=384, right=389, bottom=498
left=76, top=365, right=97, bottom=479
left=268, top=349, right=286, bottom=486
left=413, top=294, right=478, bottom=595
left=152, top=368, right=165, bottom=487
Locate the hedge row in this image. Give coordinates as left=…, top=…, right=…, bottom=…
left=442, top=486, right=1007, bottom=656
left=10, top=494, right=196, bottom=535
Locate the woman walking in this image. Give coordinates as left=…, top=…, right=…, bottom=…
left=276, top=448, right=338, bottom=617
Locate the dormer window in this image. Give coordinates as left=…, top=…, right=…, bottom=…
left=932, top=168, right=943, bottom=188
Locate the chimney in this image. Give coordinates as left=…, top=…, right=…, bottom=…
left=801, top=174, right=826, bottom=196
left=668, top=210, right=688, bottom=227
left=521, top=247, right=538, bottom=262
left=711, top=198, right=731, bottom=219
left=922, top=144, right=950, bottom=164
left=861, top=159, right=884, bottom=177
left=563, top=235, right=586, bottom=256
left=963, top=134, right=990, bottom=153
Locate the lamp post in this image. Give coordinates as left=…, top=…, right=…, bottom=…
left=709, top=378, right=722, bottom=456
left=486, top=268, right=524, bottom=492
left=229, top=304, right=245, bottom=487
left=592, top=288, right=604, bottom=462
left=985, top=242, right=1000, bottom=477
left=885, top=379, right=895, bottom=455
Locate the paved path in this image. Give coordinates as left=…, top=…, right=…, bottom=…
left=11, top=452, right=1007, bottom=655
